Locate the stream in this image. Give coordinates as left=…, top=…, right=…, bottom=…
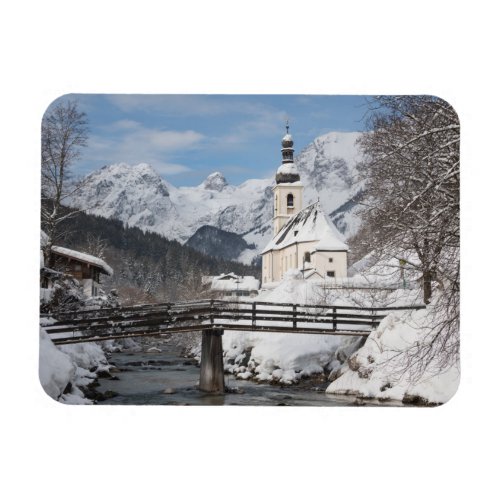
left=95, top=340, right=396, bottom=406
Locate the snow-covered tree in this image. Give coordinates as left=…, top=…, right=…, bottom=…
left=357, top=95, right=459, bottom=375
left=41, top=99, right=89, bottom=263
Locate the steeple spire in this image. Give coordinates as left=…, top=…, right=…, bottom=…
left=276, top=120, right=299, bottom=183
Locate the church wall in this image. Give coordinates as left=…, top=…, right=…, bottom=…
left=262, top=246, right=348, bottom=283
left=313, top=251, right=348, bottom=279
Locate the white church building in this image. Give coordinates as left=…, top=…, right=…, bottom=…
left=261, top=125, right=349, bottom=285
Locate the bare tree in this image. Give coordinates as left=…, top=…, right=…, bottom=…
left=41, top=99, right=89, bottom=263
left=83, top=233, right=108, bottom=259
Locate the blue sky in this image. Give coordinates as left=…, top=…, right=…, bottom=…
left=48, top=94, right=372, bottom=186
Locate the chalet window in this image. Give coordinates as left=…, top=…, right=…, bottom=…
left=287, top=193, right=294, bottom=207
left=74, top=263, right=82, bottom=271
left=327, top=271, right=335, bottom=278
left=304, top=252, right=311, bottom=263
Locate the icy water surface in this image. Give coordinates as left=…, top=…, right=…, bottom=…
left=95, top=342, right=396, bottom=406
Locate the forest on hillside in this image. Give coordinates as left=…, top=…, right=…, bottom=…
left=54, top=207, right=261, bottom=304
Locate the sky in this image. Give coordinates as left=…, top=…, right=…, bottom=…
left=47, top=94, right=372, bottom=186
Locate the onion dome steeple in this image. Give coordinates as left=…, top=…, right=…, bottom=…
left=276, top=120, right=300, bottom=184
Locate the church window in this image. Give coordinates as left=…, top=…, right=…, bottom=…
left=327, top=271, right=335, bottom=278
left=304, top=252, right=311, bottom=263
left=329, top=258, right=333, bottom=263
left=287, top=193, right=294, bottom=207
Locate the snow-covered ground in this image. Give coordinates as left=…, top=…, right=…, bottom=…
left=39, top=327, right=111, bottom=404
left=326, top=302, right=460, bottom=404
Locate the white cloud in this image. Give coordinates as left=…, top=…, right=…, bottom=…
left=152, top=161, right=192, bottom=176
left=85, top=122, right=203, bottom=176
left=141, top=129, right=203, bottom=151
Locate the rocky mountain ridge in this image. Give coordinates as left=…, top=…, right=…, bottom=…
left=68, top=131, right=364, bottom=263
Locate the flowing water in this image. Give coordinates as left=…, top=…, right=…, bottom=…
left=95, top=341, right=396, bottom=407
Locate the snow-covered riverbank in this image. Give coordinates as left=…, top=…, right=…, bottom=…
left=326, top=303, right=460, bottom=405
left=39, top=326, right=142, bottom=404
left=39, top=327, right=110, bottom=403
left=190, top=270, right=459, bottom=405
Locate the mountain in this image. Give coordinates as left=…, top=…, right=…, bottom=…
left=70, top=162, right=182, bottom=235
left=185, top=225, right=255, bottom=261
left=68, top=131, right=364, bottom=263
left=201, top=171, right=228, bottom=191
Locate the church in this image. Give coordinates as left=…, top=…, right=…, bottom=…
left=261, top=125, right=349, bottom=285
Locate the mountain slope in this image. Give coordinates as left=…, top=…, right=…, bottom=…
left=185, top=225, right=255, bottom=261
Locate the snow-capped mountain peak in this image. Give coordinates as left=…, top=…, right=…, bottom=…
left=201, top=171, right=228, bottom=191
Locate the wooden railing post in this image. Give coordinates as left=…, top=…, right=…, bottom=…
left=252, top=302, right=256, bottom=328
left=199, top=328, right=225, bottom=394
left=332, top=307, right=337, bottom=332
left=293, top=304, right=297, bottom=329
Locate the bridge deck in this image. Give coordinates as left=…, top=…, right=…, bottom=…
left=41, top=299, right=426, bottom=345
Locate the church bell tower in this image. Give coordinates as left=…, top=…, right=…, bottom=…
left=272, top=121, right=304, bottom=236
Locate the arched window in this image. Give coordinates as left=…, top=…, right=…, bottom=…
left=304, top=252, right=311, bottom=263
left=287, top=193, right=294, bottom=207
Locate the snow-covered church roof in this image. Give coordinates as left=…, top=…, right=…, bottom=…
left=262, top=201, right=348, bottom=254
left=276, top=162, right=299, bottom=177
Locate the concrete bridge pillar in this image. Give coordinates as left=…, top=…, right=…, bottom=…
left=199, top=328, right=225, bottom=394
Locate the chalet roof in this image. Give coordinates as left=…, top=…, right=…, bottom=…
left=206, top=274, right=260, bottom=292
left=262, top=201, right=348, bottom=254
left=50, top=246, right=114, bottom=276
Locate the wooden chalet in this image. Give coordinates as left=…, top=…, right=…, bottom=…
left=43, top=246, right=113, bottom=297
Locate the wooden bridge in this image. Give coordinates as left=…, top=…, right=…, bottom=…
left=41, top=300, right=425, bottom=394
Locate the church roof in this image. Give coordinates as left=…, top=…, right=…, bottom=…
left=261, top=201, right=349, bottom=254
left=276, top=162, right=298, bottom=176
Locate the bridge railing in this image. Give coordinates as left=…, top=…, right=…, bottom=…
left=42, top=299, right=426, bottom=345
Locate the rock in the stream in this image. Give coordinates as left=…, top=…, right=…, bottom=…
left=163, top=387, right=176, bottom=394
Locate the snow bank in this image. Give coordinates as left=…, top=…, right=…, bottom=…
left=39, top=328, right=76, bottom=401
left=216, top=272, right=360, bottom=384
left=326, top=305, right=460, bottom=404
left=223, top=329, right=351, bottom=384
left=39, top=327, right=112, bottom=404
